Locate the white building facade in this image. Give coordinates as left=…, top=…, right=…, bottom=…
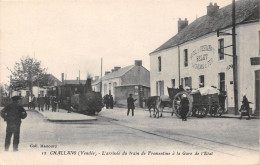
left=150, top=0, right=260, bottom=115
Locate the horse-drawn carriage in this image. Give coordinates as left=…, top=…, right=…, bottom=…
left=168, top=87, right=226, bottom=118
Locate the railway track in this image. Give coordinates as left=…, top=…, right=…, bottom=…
left=99, top=115, right=259, bottom=157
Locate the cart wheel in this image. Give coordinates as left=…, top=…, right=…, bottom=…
left=193, top=105, right=208, bottom=118
left=172, top=91, right=192, bottom=118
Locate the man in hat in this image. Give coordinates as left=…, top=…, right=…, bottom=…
left=180, top=94, right=189, bottom=121
left=1, top=96, right=27, bottom=151
left=239, top=93, right=251, bottom=120
left=127, top=94, right=137, bottom=116
left=109, top=95, right=114, bottom=109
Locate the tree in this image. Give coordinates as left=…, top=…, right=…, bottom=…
left=0, top=83, right=8, bottom=96
left=8, top=56, right=47, bottom=93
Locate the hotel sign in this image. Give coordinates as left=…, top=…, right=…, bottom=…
left=190, top=45, right=215, bottom=70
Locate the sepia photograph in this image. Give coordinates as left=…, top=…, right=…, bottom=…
left=0, top=0, right=259, bottom=164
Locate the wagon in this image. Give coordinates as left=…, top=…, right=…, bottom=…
left=168, top=87, right=226, bottom=118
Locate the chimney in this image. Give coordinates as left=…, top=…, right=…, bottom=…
left=85, top=77, right=92, bottom=93
left=207, top=2, right=219, bottom=16
left=61, top=73, right=64, bottom=84
left=178, top=18, right=188, bottom=32
left=105, top=71, right=110, bottom=75
left=111, top=69, right=115, bottom=72
left=135, top=60, right=142, bottom=66
left=95, top=76, right=99, bottom=81
left=114, top=66, right=121, bottom=72
left=76, top=77, right=78, bottom=80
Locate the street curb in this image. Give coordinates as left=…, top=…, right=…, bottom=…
left=206, top=115, right=260, bottom=119
left=33, top=109, right=97, bottom=122
left=46, top=119, right=97, bottom=122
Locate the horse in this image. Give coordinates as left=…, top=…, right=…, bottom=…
left=146, top=96, right=163, bottom=118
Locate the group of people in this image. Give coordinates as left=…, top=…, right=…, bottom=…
left=103, top=94, right=114, bottom=109
left=28, top=94, right=58, bottom=112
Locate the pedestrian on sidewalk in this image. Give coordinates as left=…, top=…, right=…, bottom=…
left=30, top=94, right=36, bottom=109
left=127, top=94, right=136, bottom=116
left=0, top=96, right=27, bottom=152
left=66, top=96, right=71, bottom=113
left=103, top=94, right=110, bottom=109
left=109, top=95, right=114, bottom=109
left=180, top=94, right=189, bottom=121
left=239, top=93, right=251, bottom=120
left=38, top=95, right=45, bottom=111
left=52, top=96, right=58, bottom=112
left=44, top=94, right=50, bottom=111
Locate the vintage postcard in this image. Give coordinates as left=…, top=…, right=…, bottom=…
left=0, top=0, right=259, bottom=164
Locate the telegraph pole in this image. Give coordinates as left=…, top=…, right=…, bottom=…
left=79, top=70, right=80, bottom=84
left=232, top=0, right=239, bottom=115
left=100, top=58, right=103, bottom=97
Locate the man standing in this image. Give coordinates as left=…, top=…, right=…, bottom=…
left=1, top=96, right=27, bottom=151
left=31, top=94, right=36, bottom=109
left=38, top=95, right=45, bottom=111
left=109, top=95, right=114, bottom=109
left=180, top=94, right=189, bottom=121
left=52, top=96, right=58, bottom=112
left=66, top=96, right=71, bottom=113
left=45, top=94, right=50, bottom=111
left=127, top=94, right=136, bottom=116
left=239, top=93, right=251, bottom=120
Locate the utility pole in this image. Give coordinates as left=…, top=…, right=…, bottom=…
left=178, top=46, right=180, bottom=87
left=232, top=0, right=239, bottom=115
left=79, top=70, right=80, bottom=84
left=100, top=58, right=103, bottom=97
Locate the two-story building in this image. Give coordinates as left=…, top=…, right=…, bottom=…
left=95, top=60, right=150, bottom=108
left=150, top=0, right=260, bottom=115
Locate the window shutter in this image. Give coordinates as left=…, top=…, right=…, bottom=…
left=161, top=81, right=164, bottom=95
left=156, top=81, right=158, bottom=96
left=189, top=77, right=192, bottom=88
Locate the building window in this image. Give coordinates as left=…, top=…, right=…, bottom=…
left=218, top=39, right=224, bottom=60
left=156, top=81, right=164, bottom=96
left=171, top=79, right=175, bottom=88
left=158, top=56, right=161, bottom=72
left=184, top=77, right=192, bottom=88
left=184, top=49, right=188, bottom=67
left=134, top=86, right=139, bottom=95
left=199, top=75, right=205, bottom=87
left=184, top=77, right=189, bottom=87
left=219, top=73, right=225, bottom=92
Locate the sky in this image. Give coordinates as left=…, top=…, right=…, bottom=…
left=0, top=0, right=232, bottom=84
